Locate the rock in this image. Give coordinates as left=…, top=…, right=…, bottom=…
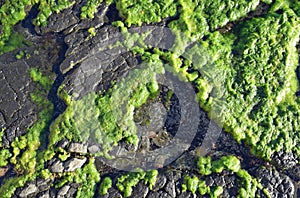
left=153, top=174, right=167, bottom=191
left=0, top=167, right=9, bottom=177
left=100, top=187, right=122, bottom=198
left=88, top=145, right=100, bottom=154
left=50, top=160, right=64, bottom=173
left=64, top=158, right=87, bottom=172
left=36, top=179, right=51, bottom=191
left=57, top=185, right=70, bottom=197
left=165, top=179, right=176, bottom=198
left=19, top=183, right=38, bottom=198
left=56, top=139, right=69, bottom=149
left=131, top=183, right=149, bottom=198
left=37, top=190, right=50, bottom=198
left=68, top=142, right=88, bottom=154
left=253, top=167, right=295, bottom=198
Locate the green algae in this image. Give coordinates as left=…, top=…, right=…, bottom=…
left=115, top=0, right=177, bottom=27
left=196, top=155, right=268, bottom=197
left=80, top=0, right=104, bottom=19
left=0, top=128, right=4, bottom=147
left=99, top=177, right=113, bottom=195
left=0, top=68, right=54, bottom=197
left=182, top=155, right=269, bottom=197
left=49, top=52, right=164, bottom=157
left=116, top=169, right=158, bottom=197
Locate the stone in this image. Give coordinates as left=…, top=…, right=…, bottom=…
left=50, top=160, right=64, bottom=173
left=57, top=185, right=70, bottom=197
left=131, top=183, right=149, bottom=198
left=64, top=158, right=87, bottom=172
left=68, top=142, right=88, bottom=154
left=88, top=145, right=100, bottom=154
left=19, top=184, right=38, bottom=198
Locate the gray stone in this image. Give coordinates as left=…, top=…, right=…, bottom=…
left=50, top=160, right=64, bottom=173
left=19, top=184, right=38, bottom=198
left=57, top=185, right=70, bottom=197
left=37, top=190, right=50, bottom=198
left=64, top=158, right=87, bottom=172
left=68, top=142, right=88, bottom=154
left=88, top=145, right=100, bottom=154
left=165, top=180, right=176, bottom=198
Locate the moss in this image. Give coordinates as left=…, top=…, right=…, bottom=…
left=80, top=0, right=105, bottom=19
left=115, top=0, right=177, bottom=26
left=0, top=149, right=11, bottom=167
left=88, top=27, right=96, bottom=37
left=0, top=175, right=30, bottom=198
left=30, top=68, right=54, bottom=91
left=74, top=158, right=100, bottom=198
left=184, top=175, right=199, bottom=194
left=99, top=177, right=112, bottom=195
left=116, top=169, right=158, bottom=197
left=196, top=155, right=269, bottom=197
left=34, top=0, right=75, bottom=26
left=210, top=186, right=223, bottom=198
left=198, top=156, right=212, bottom=175
left=0, top=128, right=5, bottom=147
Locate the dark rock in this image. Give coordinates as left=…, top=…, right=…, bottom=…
left=253, top=167, right=295, bottom=198
left=37, top=190, right=50, bottom=198
left=153, top=174, right=167, bottom=191
left=131, top=182, right=149, bottom=198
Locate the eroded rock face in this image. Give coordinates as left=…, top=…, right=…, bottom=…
left=0, top=43, right=57, bottom=147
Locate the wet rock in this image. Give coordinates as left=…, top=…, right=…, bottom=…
left=49, top=159, right=64, bottom=173
left=253, top=167, right=295, bottom=198
left=131, top=182, right=149, bottom=198
left=19, top=183, right=38, bottom=198
left=68, top=142, right=88, bottom=154
left=64, top=157, right=87, bottom=172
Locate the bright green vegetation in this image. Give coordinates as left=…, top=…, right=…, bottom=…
left=0, top=128, right=5, bottom=147
left=49, top=53, right=164, bottom=156
left=182, top=155, right=268, bottom=197
left=0, top=0, right=75, bottom=54
left=116, top=0, right=177, bottom=27
left=116, top=169, right=158, bottom=197
left=182, top=175, right=223, bottom=197
left=115, top=0, right=273, bottom=39
left=0, top=68, right=54, bottom=197
left=99, top=177, right=113, bottom=195
left=80, top=0, right=106, bottom=19
left=191, top=9, right=300, bottom=159
left=114, top=0, right=300, bottom=160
